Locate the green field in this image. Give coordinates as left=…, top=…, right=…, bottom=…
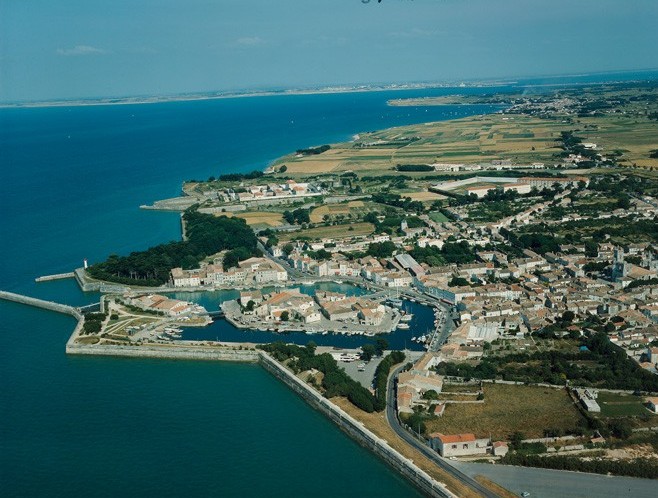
left=597, top=392, right=651, bottom=418
left=429, top=211, right=450, bottom=223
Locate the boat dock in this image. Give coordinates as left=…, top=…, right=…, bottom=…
left=35, top=272, right=75, bottom=283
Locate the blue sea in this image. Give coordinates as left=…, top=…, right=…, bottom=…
left=0, top=78, right=621, bottom=496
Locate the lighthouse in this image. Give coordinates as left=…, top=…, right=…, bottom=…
left=83, top=258, right=88, bottom=270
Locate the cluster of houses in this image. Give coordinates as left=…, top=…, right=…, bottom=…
left=127, top=294, right=205, bottom=317
left=232, top=288, right=391, bottom=328
left=170, top=257, right=288, bottom=288
left=397, top=353, right=446, bottom=416
left=417, top=242, right=658, bottom=363
left=214, top=179, right=322, bottom=204
left=263, top=180, right=658, bottom=369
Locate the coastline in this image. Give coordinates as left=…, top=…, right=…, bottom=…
left=0, top=83, right=486, bottom=110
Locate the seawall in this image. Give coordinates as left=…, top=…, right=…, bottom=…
left=258, top=351, right=454, bottom=498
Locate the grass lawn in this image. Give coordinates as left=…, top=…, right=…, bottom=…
left=429, top=211, right=450, bottom=223
left=425, top=383, right=584, bottom=440
left=277, top=222, right=375, bottom=242
left=597, top=392, right=650, bottom=418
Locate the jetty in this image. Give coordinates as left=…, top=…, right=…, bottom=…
left=35, top=272, right=75, bottom=283
left=0, top=290, right=83, bottom=320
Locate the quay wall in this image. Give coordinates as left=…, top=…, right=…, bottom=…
left=258, top=351, right=454, bottom=498
left=66, top=343, right=259, bottom=362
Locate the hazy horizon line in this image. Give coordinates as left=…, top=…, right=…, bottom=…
left=2, top=66, right=658, bottom=108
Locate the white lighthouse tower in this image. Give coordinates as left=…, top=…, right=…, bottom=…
left=83, top=258, right=88, bottom=270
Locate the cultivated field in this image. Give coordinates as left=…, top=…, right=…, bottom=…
left=273, top=114, right=567, bottom=175
left=215, top=211, right=284, bottom=227
left=405, top=191, right=447, bottom=202
left=426, top=383, right=584, bottom=440
left=277, top=222, right=375, bottom=242
left=272, top=91, right=658, bottom=176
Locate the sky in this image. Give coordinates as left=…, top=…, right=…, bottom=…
left=1, top=0, right=657, bottom=102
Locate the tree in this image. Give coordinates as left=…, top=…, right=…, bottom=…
left=608, top=419, right=632, bottom=439
left=282, top=243, right=294, bottom=256
left=367, top=241, right=396, bottom=258
left=510, top=431, right=526, bottom=448
left=449, top=276, right=469, bottom=287
left=305, top=341, right=317, bottom=355
left=361, top=344, right=376, bottom=361
left=616, top=195, right=631, bottom=210
left=422, top=389, right=439, bottom=400
left=562, top=310, right=575, bottom=323
left=375, top=337, right=389, bottom=356
left=280, top=311, right=290, bottom=322
left=279, top=165, right=287, bottom=173
left=245, top=300, right=255, bottom=312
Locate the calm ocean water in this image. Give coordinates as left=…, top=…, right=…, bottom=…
left=0, top=77, right=623, bottom=496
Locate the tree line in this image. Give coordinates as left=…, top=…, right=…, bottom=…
left=88, top=207, right=259, bottom=286
left=436, top=331, right=658, bottom=391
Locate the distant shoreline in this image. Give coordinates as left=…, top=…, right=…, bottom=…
left=2, top=68, right=657, bottom=110
left=0, top=83, right=501, bottom=110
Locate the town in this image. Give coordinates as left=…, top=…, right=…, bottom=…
left=54, top=80, right=658, bottom=488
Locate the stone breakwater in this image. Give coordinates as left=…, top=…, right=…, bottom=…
left=259, top=351, right=454, bottom=498
left=66, top=342, right=260, bottom=362
left=0, top=290, right=82, bottom=320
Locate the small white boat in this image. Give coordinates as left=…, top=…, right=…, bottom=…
left=400, top=314, right=413, bottom=322
left=398, top=323, right=410, bottom=330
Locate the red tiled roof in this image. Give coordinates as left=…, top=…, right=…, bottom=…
left=431, top=433, right=476, bottom=443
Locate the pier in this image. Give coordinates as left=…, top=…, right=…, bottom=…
left=35, top=272, right=75, bottom=283
left=0, top=290, right=83, bottom=320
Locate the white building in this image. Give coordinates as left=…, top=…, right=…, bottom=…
left=429, top=433, right=490, bottom=457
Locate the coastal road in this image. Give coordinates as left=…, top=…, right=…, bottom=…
left=386, top=365, right=499, bottom=498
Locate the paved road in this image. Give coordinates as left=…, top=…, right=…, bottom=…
left=454, top=461, right=657, bottom=498
left=386, top=365, right=499, bottom=498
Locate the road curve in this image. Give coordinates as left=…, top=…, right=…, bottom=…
left=386, top=364, right=500, bottom=498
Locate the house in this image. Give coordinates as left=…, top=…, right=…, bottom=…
left=429, top=433, right=490, bottom=457
left=239, top=290, right=263, bottom=307
left=432, top=403, right=446, bottom=417
left=574, top=388, right=601, bottom=413
left=492, top=441, right=509, bottom=457
left=359, top=308, right=385, bottom=326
